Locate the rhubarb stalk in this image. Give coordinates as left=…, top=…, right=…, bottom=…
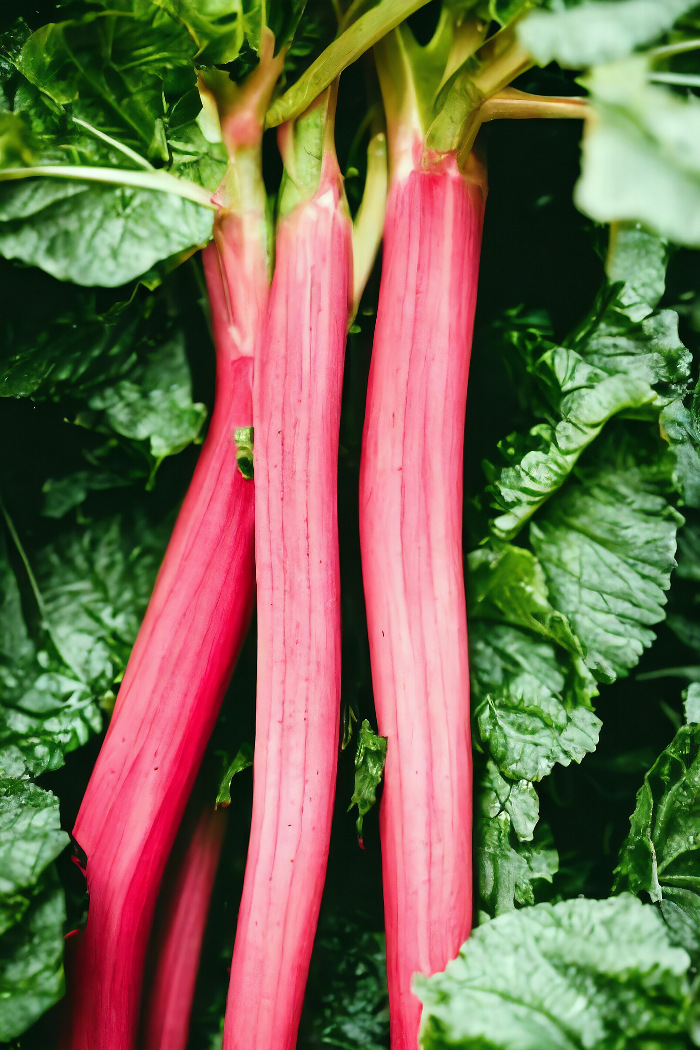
left=142, top=802, right=227, bottom=1050
left=358, top=25, right=488, bottom=1049
left=59, top=48, right=282, bottom=1050
left=223, top=86, right=353, bottom=1050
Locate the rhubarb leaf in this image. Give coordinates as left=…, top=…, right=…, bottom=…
left=477, top=810, right=558, bottom=920
left=0, top=182, right=212, bottom=286
left=576, top=58, right=700, bottom=247
left=470, top=621, right=601, bottom=783
left=0, top=4, right=225, bottom=283
left=151, top=0, right=247, bottom=65
left=475, top=760, right=558, bottom=919
left=468, top=545, right=582, bottom=656
left=661, top=397, right=700, bottom=509
left=304, top=914, right=389, bottom=1050
left=518, top=0, right=698, bottom=69
left=348, top=720, right=387, bottom=841
left=0, top=777, right=67, bottom=938
left=416, top=895, right=693, bottom=1050
left=0, top=516, right=165, bottom=776
left=531, top=447, right=682, bottom=684
left=0, top=867, right=65, bottom=1042
left=490, top=357, right=655, bottom=540
left=87, top=331, right=207, bottom=464
left=490, top=225, right=691, bottom=540
left=614, top=722, right=700, bottom=958
left=0, top=276, right=147, bottom=401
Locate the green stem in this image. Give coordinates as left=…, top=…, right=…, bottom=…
left=265, top=0, right=433, bottom=128
left=71, top=117, right=154, bottom=170
left=480, top=88, right=588, bottom=121
left=650, top=37, right=700, bottom=60
left=0, top=165, right=215, bottom=208
left=351, top=128, right=387, bottom=316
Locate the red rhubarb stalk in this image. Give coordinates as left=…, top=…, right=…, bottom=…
left=358, top=26, right=488, bottom=1048
left=60, top=48, right=283, bottom=1050
left=223, top=86, right=353, bottom=1050
left=142, top=802, right=227, bottom=1050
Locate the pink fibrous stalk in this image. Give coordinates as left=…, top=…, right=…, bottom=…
left=223, top=89, right=353, bottom=1050
left=58, top=59, right=279, bottom=1040
left=359, top=143, right=486, bottom=1049
left=142, top=801, right=227, bottom=1050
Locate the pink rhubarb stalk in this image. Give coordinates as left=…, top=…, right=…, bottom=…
left=59, top=52, right=282, bottom=1049
left=223, top=86, right=353, bottom=1050
left=359, top=126, right=487, bottom=1050
left=142, top=803, right=227, bottom=1050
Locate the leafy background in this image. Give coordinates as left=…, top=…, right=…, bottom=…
left=1, top=0, right=700, bottom=1046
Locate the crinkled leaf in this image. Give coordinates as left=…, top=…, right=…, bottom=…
left=479, top=759, right=540, bottom=843
left=519, top=0, right=697, bottom=69
left=5, top=5, right=227, bottom=185
left=348, top=719, right=387, bottom=840
left=305, top=915, right=389, bottom=1050
left=0, top=4, right=227, bottom=284
left=0, top=869, right=65, bottom=1042
left=0, top=181, right=213, bottom=286
left=615, top=723, right=700, bottom=957
left=0, top=516, right=165, bottom=776
left=468, top=545, right=582, bottom=655
left=491, top=356, right=655, bottom=540
left=416, top=895, right=693, bottom=1050
left=152, top=0, right=246, bottom=64
left=0, top=279, right=145, bottom=401
left=475, top=760, right=557, bottom=920
left=577, top=58, right=700, bottom=248
left=0, top=777, right=67, bottom=939
left=577, top=308, right=690, bottom=403
left=532, top=455, right=682, bottom=684
left=606, top=223, right=667, bottom=315
left=490, top=225, right=690, bottom=540
left=661, top=398, right=700, bottom=509
left=470, top=621, right=601, bottom=783
left=476, top=809, right=558, bottom=921
left=88, top=332, right=206, bottom=462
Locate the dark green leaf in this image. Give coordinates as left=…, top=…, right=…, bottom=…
left=475, top=760, right=558, bottom=920
left=615, top=722, right=700, bottom=957
left=0, top=868, right=65, bottom=1042
left=532, top=451, right=682, bottom=683
left=152, top=0, right=246, bottom=64
left=416, top=895, right=693, bottom=1050
left=0, top=181, right=213, bottom=286
left=661, top=398, right=700, bottom=509
left=87, top=331, right=207, bottom=463
left=304, top=914, right=389, bottom=1050
left=41, top=472, right=132, bottom=519
left=470, top=621, right=600, bottom=783
left=490, top=225, right=691, bottom=540
left=468, top=545, right=582, bottom=655
left=0, top=777, right=68, bottom=938
left=348, top=719, right=387, bottom=840
left=0, top=515, right=165, bottom=776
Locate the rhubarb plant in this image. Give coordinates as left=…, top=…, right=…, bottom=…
left=1, top=0, right=700, bottom=1048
